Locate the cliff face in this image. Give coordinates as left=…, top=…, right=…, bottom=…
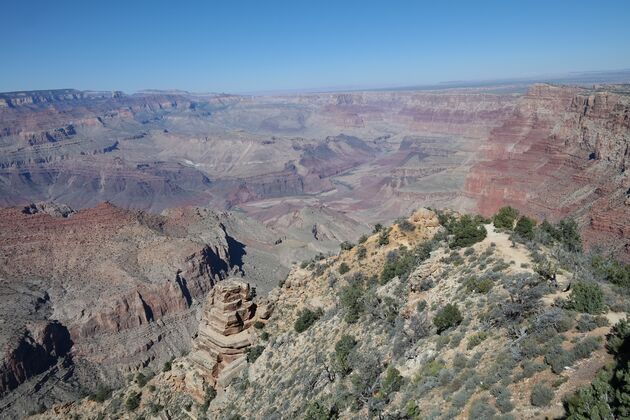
left=465, top=84, right=630, bottom=258
left=0, top=200, right=301, bottom=416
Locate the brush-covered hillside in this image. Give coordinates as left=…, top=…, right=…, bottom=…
left=40, top=207, right=630, bottom=420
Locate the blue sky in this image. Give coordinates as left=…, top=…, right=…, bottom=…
left=1, top=0, right=629, bottom=93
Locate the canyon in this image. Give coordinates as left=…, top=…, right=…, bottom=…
left=0, top=82, right=629, bottom=416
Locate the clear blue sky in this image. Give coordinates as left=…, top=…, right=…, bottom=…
left=1, top=0, right=629, bottom=93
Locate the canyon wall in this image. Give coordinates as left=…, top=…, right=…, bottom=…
left=466, top=84, right=630, bottom=258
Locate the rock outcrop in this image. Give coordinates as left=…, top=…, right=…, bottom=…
left=188, top=281, right=271, bottom=390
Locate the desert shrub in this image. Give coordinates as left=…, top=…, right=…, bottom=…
left=576, top=314, right=608, bottom=332
left=518, top=360, right=546, bottom=380
left=534, top=258, right=558, bottom=281
left=449, top=215, right=487, bottom=248
left=467, top=332, right=489, bottom=350
left=349, top=356, right=382, bottom=402
left=334, top=335, right=357, bottom=376
left=200, top=387, right=217, bottom=413
left=514, top=216, right=536, bottom=240
left=595, top=258, right=630, bottom=288
left=381, top=242, right=434, bottom=284
left=491, top=386, right=514, bottom=413
left=464, top=247, right=475, bottom=256
left=544, top=343, right=573, bottom=374
left=566, top=281, right=605, bottom=314
left=150, top=402, right=164, bottom=414
left=533, top=307, right=573, bottom=334
left=450, top=332, right=465, bottom=349
left=606, top=319, right=630, bottom=355
left=246, top=345, right=265, bottom=363
left=397, top=219, right=415, bottom=232
left=358, top=234, right=368, bottom=244
left=379, top=367, right=403, bottom=399
left=418, top=359, right=445, bottom=380
left=416, top=299, right=427, bottom=313
left=90, top=385, right=112, bottom=403
left=261, top=331, right=270, bottom=341
left=356, top=246, right=367, bottom=260
left=563, top=320, right=630, bottom=418
left=338, top=262, right=350, bottom=275
left=464, top=276, right=493, bottom=294
left=453, top=353, right=468, bottom=371
left=530, top=382, right=554, bottom=407
left=136, top=372, right=153, bottom=388
left=493, top=207, right=519, bottom=230
left=254, top=321, right=264, bottom=329
left=572, top=337, right=600, bottom=360
left=294, top=308, right=323, bottom=332
left=340, top=278, right=365, bottom=324
left=304, top=400, right=337, bottom=420
left=378, top=228, right=391, bottom=246
left=162, top=359, right=172, bottom=372
left=433, top=304, right=463, bottom=333
left=373, top=223, right=383, bottom=233
left=469, top=398, right=497, bottom=419
left=125, top=391, right=141, bottom=411
left=340, top=241, right=354, bottom=251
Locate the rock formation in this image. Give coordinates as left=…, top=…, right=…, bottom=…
left=0, top=202, right=290, bottom=416
left=465, top=84, right=630, bottom=259
left=188, top=280, right=271, bottom=390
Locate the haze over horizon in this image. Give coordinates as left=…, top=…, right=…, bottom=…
left=2, top=0, right=629, bottom=93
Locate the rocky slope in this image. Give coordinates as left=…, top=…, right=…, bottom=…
left=39, top=208, right=630, bottom=419
left=0, top=201, right=300, bottom=417
left=466, top=84, right=630, bottom=259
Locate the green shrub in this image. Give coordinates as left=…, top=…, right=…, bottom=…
left=419, top=359, right=445, bottom=379
left=340, top=241, right=354, bottom=251
left=125, top=391, right=141, bottom=411
left=567, top=281, right=605, bottom=314
left=246, top=345, right=265, bottom=363
left=340, top=281, right=364, bottom=324
left=379, top=367, right=403, bottom=398
left=542, top=219, right=582, bottom=252
left=136, top=372, right=153, bottom=388
left=356, top=246, right=367, bottom=260
left=464, top=276, right=493, bottom=294
left=294, top=308, right=323, bottom=332
left=90, top=385, right=112, bottom=403
left=544, top=344, right=574, bottom=374
left=433, top=304, right=463, bottom=333
left=469, top=398, right=497, bottom=419
left=515, top=216, right=536, bottom=240
left=378, top=228, right=391, bottom=246
left=467, top=332, right=489, bottom=350
left=253, top=321, right=264, bottom=329
left=304, top=400, right=335, bottom=420
left=530, top=382, right=554, bottom=407
left=200, top=387, right=217, bottom=413
left=334, top=335, right=357, bottom=376
left=373, top=223, right=383, bottom=233
left=397, top=219, right=415, bottom=232
left=338, top=262, right=350, bottom=275
left=493, top=207, right=519, bottom=230
left=449, top=215, right=487, bottom=248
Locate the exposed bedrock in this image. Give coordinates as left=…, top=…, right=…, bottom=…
left=465, top=84, right=630, bottom=258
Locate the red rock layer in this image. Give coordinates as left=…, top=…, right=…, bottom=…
left=465, top=84, right=630, bottom=259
